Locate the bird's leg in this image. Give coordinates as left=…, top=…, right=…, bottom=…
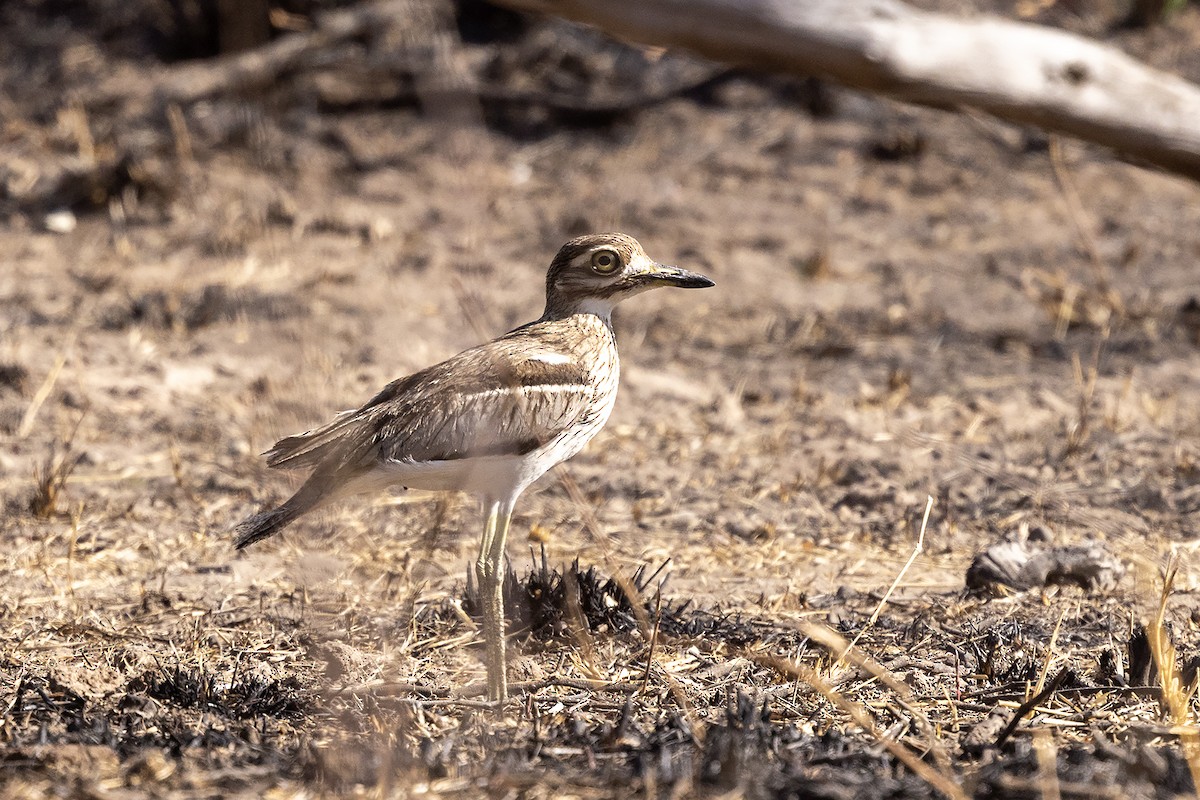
left=476, top=499, right=512, bottom=702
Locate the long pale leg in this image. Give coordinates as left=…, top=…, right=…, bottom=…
left=476, top=498, right=513, bottom=702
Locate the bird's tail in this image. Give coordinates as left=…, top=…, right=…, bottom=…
left=232, top=505, right=303, bottom=550
left=232, top=473, right=336, bottom=550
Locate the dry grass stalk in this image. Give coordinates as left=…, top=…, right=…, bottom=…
left=553, top=470, right=698, bottom=723
left=452, top=274, right=497, bottom=341
left=797, top=620, right=951, bottom=773
left=1053, top=280, right=1079, bottom=341
left=17, top=353, right=66, bottom=439
left=1033, top=606, right=1068, bottom=698
left=640, top=592, right=663, bottom=694
left=555, top=469, right=655, bottom=641
left=398, top=496, right=457, bottom=630
left=759, top=652, right=967, bottom=800
left=1048, top=136, right=1123, bottom=320
left=1146, top=555, right=1200, bottom=795
left=1032, top=727, right=1062, bottom=800
left=562, top=562, right=604, bottom=682
left=1065, top=348, right=1102, bottom=456
left=166, top=103, right=193, bottom=162
left=844, top=495, right=932, bottom=656
left=169, top=443, right=200, bottom=505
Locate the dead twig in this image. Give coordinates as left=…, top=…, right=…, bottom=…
left=757, top=652, right=968, bottom=800
left=994, top=667, right=1073, bottom=748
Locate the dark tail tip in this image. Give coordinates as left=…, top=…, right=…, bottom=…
left=232, top=506, right=296, bottom=550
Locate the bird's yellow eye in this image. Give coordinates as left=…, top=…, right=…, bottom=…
left=591, top=249, right=620, bottom=274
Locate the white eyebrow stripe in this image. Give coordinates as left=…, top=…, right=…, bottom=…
left=528, top=352, right=572, bottom=366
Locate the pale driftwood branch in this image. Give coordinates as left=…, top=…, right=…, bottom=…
left=496, top=0, right=1200, bottom=181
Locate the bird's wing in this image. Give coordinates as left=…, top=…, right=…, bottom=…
left=263, top=407, right=363, bottom=470
left=263, top=335, right=598, bottom=472
left=374, top=339, right=597, bottom=464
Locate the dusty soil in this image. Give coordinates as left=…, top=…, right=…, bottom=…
left=5, top=1, right=1200, bottom=797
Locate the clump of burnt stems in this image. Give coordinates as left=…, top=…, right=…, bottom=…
left=129, top=663, right=308, bottom=720
left=28, top=436, right=83, bottom=519
left=5, top=665, right=306, bottom=762
left=461, top=553, right=808, bottom=651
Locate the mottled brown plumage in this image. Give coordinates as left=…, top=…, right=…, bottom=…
left=232, top=232, right=713, bottom=702
left=264, top=319, right=611, bottom=471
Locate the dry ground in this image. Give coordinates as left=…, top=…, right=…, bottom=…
left=5, top=1, right=1200, bottom=797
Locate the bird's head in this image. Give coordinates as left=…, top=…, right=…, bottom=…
left=543, top=232, right=713, bottom=320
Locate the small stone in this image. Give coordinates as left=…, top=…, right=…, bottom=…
left=43, top=209, right=77, bottom=233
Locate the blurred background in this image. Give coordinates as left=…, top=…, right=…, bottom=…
left=5, top=0, right=1200, bottom=796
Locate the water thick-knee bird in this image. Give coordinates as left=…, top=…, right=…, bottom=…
left=232, top=232, right=714, bottom=701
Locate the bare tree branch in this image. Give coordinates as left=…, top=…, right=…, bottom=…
left=85, top=0, right=420, bottom=114
left=496, top=0, right=1200, bottom=181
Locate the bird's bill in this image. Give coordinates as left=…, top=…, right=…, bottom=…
left=639, top=263, right=715, bottom=289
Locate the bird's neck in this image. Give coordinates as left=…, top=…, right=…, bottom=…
left=540, top=294, right=617, bottom=327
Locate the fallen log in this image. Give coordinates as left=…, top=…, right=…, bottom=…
left=496, top=0, right=1200, bottom=181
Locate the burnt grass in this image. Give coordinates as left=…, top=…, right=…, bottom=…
left=10, top=554, right=1198, bottom=798
left=7, top=0, right=1200, bottom=797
